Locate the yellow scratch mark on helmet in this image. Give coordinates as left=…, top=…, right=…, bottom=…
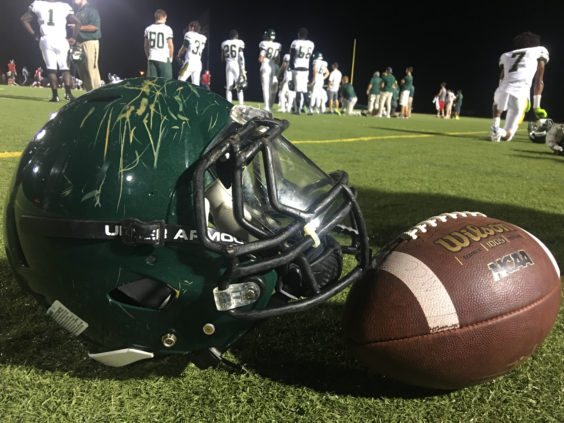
left=80, top=107, right=95, bottom=128
left=104, top=109, right=112, bottom=159
left=136, top=97, right=149, bottom=116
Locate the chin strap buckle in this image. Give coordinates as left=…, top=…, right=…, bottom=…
left=304, top=222, right=321, bottom=248
left=121, top=218, right=166, bottom=247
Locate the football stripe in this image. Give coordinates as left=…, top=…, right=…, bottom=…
left=380, top=251, right=460, bottom=333
left=521, top=228, right=561, bottom=277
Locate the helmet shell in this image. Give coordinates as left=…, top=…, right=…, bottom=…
left=4, top=78, right=276, bottom=356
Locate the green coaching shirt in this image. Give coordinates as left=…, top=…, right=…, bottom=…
left=381, top=74, right=395, bottom=93
left=76, top=4, right=101, bottom=41
left=369, top=76, right=382, bottom=94
left=402, top=74, right=413, bottom=91
left=340, top=83, right=357, bottom=99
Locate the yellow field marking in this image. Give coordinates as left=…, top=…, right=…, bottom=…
left=0, top=152, right=21, bottom=158
left=294, top=131, right=488, bottom=144
left=294, top=134, right=432, bottom=144
left=0, top=131, right=489, bottom=157
left=444, top=131, right=489, bottom=135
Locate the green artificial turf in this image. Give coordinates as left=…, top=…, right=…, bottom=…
left=0, top=85, right=562, bottom=422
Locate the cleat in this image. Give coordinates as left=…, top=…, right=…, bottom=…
left=49, top=97, right=60, bottom=103
left=490, top=125, right=501, bottom=142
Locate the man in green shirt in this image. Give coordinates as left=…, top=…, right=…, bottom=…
left=454, top=89, right=463, bottom=119
left=339, top=75, right=358, bottom=115
left=408, top=85, right=415, bottom=118
left=366, top=71, right=382, bottom=116
left=70, top=0, right=101, bottom=91
left=400, top=67, right=413, bottom=118
left=377, top=67, right=396, bottom=118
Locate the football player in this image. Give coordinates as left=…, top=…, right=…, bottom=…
left=221, top=29, right=246, bottom=105
left=277, top=54, right=295, bottom=113
left=490, top=31, right=549, bottom=142
left=290, top=27, right=315, bottom=114
left=177, top=21, right=207, bottom=85
left=310, top=52, right=329, bottom=114
left=21, top=0, right=80, bottom=101
left=258, top=29, right=281, bottom=112
left=144, top=9, right=174, bottom=79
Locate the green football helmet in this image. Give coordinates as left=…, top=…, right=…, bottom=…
left=528, top=118, right=553, bottom=143
left=4, top=78, right=370, bottom=367
left=263, top=28, right=276, bottom=40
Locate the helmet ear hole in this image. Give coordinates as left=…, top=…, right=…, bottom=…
left=109, top=278, right=176, bottom=310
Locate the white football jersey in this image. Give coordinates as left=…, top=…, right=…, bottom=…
left=221, top=39, right=245, bottom=63
left=29, top=0, right=74, bottom=39
left=499, top=46, right=549, bottom=95
left=312, top=58, right=328, bottom=83
left=281, top=54, right=292, bottom=84
left=183, top=31, right=207, bottom=62
left=290, top=39, right=315, bottom=69
left=259, top=40, right=281, bottom=65
left=144, top=23, right=173, bottom=63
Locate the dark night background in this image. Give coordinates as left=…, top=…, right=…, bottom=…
left=1, top=0, right=562, bottom=121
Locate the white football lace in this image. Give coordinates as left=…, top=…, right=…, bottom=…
left=403, top=211, right=486, bottom=240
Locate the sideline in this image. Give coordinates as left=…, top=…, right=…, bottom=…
left=0, top=131, right=488, bottom=158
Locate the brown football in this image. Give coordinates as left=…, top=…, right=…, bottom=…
left=343, top=211, right=561, bottom=390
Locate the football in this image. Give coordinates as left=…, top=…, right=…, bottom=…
left=343, top=211, right=561, bottom=390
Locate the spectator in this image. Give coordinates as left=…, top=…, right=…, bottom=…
left=33, top=66, right=43, bottom=87
left=21, top=66, right=29, bottom=85
left=436, top=82, right=447, bottom=118
left=7, top=59, right=17, bottom=85
left=201, top=70, right=211, bottom=90
left=445, top=89, right=455, bottom=119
